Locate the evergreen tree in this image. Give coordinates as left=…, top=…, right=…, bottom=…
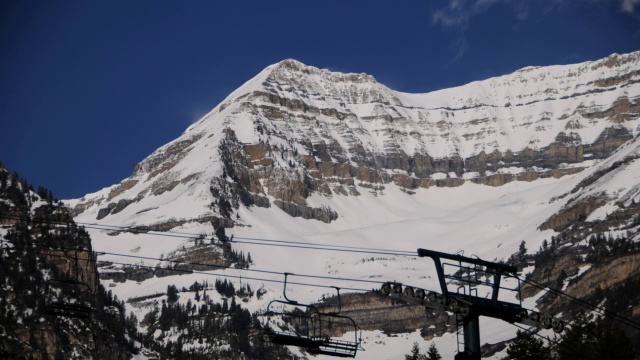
left=167, top=284, right=179, bottom=303
left=555, top=312, right=635, bottom=360
left=405, top=342, right=427, bottom=360
left=506, top=330, right=552, bottom=360
left=426, top=342, right=442, bottom=360
left=519, top=240, right=527, bottom=256
left=215, top=226, right=228, bottom=242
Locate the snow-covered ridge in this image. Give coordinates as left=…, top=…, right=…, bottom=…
left=73, top=51, right=640, bottom=221
left=398, top=51, right=640, bottom=108
left=224, top=51, right=638, bottom=157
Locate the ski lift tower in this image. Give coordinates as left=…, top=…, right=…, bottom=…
left=380, top=248, right=565, bottom=359
left=418, top=248, right=554, bottom=360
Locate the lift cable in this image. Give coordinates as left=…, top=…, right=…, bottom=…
left=508, top=321, right=561, bottom=346
left=3, top=214, right=639, bottom=331
left=0, top=238, right=382, bottom=291
left=226, top=238, right=418, bottom=257
left=517, top=275, right=640, bottom=331
left=69, top=218, right=417, bottom=255
left=3, top=235, right=635, bottom=351
left=475, top=300, right=562, bottom=346
left=0, top=214, right=417, bottom=257
left=107, top=260, right=373, bottom=292
left=0, top=240, right=373, bottom=293
left=97, top=249, right=389, bottom=287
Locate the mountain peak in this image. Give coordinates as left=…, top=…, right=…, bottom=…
left=212, top=59, right=391, bottom=114
left=271, top=58, right=307, bottom=71
left=266, top=58, right=378, bottom=85
left=247, top=58, right=404, bottom=108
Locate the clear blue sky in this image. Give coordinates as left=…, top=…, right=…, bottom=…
left=1, top=0, right=639, bottom=199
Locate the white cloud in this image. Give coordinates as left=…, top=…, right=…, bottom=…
left=431, top=0, right=636, bottom=61
left=432, top=0, right=503, bottom=30
left=621, top=0, right=640, bottom=14
left=431, top=0, right=517, bottom=61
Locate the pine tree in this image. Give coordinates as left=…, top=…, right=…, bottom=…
left=215, top=226, right=227, bottom=242
left=426, top=342, right=442, bottom=360
left=405, top=342, right=427, bottom=360
left=167, top=285, right=179, bottom=303
left=506, top=330, right=551, bottom=360
left=555, top=312, right=635, bottom=360
left=519, top=240, right=527, bottom=256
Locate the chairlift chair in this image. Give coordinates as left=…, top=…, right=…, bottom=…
left=261, top=273, right=361, bottom=358
left=45, top=278, right=94, bottom=318
left=44, top=250, right=95, bottom=319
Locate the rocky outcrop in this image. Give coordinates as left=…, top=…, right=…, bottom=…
left=565, top=253, right=640, bottom=300
left=520, top=182, right=640, bottom=344
left=571, top=154, right=640, bottom=193
left=315, top=292, right=452, bottom=339
left=209, top=129, right=341, bottom=223
left=585, top=126, right=634, bottom=159
left=209, top=124, right=631, bottom=224
left=538, top=194, right=609, bottom=231
left=0, top=165, right=135, bottom=359
left=273, top=200, right=338, bottom=222
left=266, top=59, right=402, bottom=106
left=97, top=198, right=137, bottom=220
left=578, top=97, right=640, bottom=123
left=132, top=133, right=204, bottom=178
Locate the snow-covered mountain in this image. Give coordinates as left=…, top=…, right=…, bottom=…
left=71, top=51, right=640, bottom=226
left=67, top=51, right=640, bottom=359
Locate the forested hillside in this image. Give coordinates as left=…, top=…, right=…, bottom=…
left=0, top=162, right=136, bottom=358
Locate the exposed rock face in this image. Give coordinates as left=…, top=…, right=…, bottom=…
left=96, top=198, right=136, bottom=220
left=316, top=292, right=451, bottom=339
left=538, top=194, right=609, bottom=232
left=565, top=253, right=640, bottom=300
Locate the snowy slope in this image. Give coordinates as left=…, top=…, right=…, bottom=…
left=83, top=144, right=639, bottom=358
left=88, top=135, right=640, bottom=358
left=68, top=51, right=640, bottom=359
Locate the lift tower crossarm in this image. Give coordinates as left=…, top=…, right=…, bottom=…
left=417, top=248, right=517, bottom=301
left=417, top=249, right=517, bottom=273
